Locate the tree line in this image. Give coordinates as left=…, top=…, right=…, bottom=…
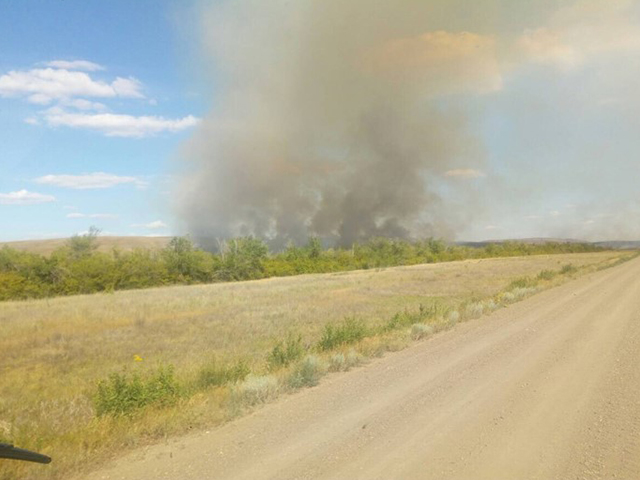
left=0, top=229, right=601, bottom=301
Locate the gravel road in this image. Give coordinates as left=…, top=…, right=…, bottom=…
left=88, top=257, right=640, bottom=480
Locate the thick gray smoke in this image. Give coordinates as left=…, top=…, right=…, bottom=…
left=177, top=0, right=498, bottom=248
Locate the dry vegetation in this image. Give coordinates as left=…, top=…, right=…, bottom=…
left=0, top=250, right=631, bottom=479
left=0, top=236, right=171, bottom=256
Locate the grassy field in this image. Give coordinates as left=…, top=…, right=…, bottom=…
left=0, top=250, right=630, bottom=479
left=0, top=236, right=171, bottom=256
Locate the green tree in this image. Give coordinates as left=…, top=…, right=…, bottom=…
left=163, top=236, right=215, bottom=283
left=67, top=226, right=101, bottom=259
left=221, top=237, right=268, bottom=280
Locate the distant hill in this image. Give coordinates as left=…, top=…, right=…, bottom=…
left=458, top=238, right=640, bottom=250
left=456, top=238, right=586, bottom=248
left=593, top=240, right=640, bottom=250
left=0, top=236, right=172, bottom=256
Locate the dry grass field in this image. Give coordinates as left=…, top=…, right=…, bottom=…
left=0, top=236, right=171, bottom=256
left=0, top=251, right=629, bottom=479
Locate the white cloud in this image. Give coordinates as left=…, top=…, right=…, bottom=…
left=45, top=60, right=105, bottom=71
left=485, top=225, right=499, bottom=230
left=66, top=212, right=118, bottom=219
left=42, top=110, right=200, bottom=137
left=1, top=60, right=199, bottom=137
left=111, top=77, right=144, bottom=98
left=131, top=220, right=168, bottom=229
left=549, top=210, right=561, bottom=217
left=444, top=168, right=486, bottom=178
left=0, top=67, right=144, bottom=104
left=35, top=172, right=144, bottom=189
left=0, top=189, right=55, bottom=205
left=62, top=98, right=107, bottom=111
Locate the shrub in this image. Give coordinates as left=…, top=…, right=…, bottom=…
left=345, top=350, right=363, bottom=369
left=511, top=287, right=536, bottom=300
left=234, top=375, right=279, bottom=406
left=499, top=292, right=516, bottom=303
left=507, top=276, right=537, bottom=290
left=560, top=264, right=577, bottom=275
left=197, top=359, right=250, bottom=389
left=411, top=323, right=433, bottom=340
left=465, top=303, right=484, bottom=319
left=447, top=310, right=460, bottom=325
left=483, top=299, right=497, bottom=312
left=418, top=302, right=450, bottom=320
left=94, top=365, right=180, bottom=417
left=288, top=355, right=324, bottom=388
left=536, top=269, right=557, bottom=281
left=382, top=312, right=413, bottom=332
left=318, top=317, right=368, bottom=351
left=381, top=303, right=448, bottom=333
left=267, top=334, right=304, bottom=370
left=329, top=353, right=346, bottom=372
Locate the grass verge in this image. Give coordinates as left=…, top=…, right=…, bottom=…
left=0, top=251, right=636, bottom=480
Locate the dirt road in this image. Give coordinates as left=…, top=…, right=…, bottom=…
left=88, top=257, right=640, bottom=480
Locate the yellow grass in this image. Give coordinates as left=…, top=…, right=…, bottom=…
left=0, top=251, right=627, bottom=479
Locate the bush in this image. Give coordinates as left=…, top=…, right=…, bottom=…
left=465, top=302, right=484, bottom=319
left=288, top=355, right=324, bottom=388
left=418, top=302, right=450, bottom=320
left=197, top=359, right=250, bottom=389
left=382, top=312, right=414, bottom=332
left=267, top=334, right=304, bottom=370
left=345, top=350, right=363, bottom=369
left=536, top=269, right=557, bottom=281
left=329, top=353, right=346, bottom=372
left=507, top=276, right=537, bottom=290
left=483, top=299, right=497, bottom=312
left=381, top=303, right=448, bottom=333
left=499, top=292, right=516, bottom=303
left=560, top=264, right=577, bottom=275
left=447, top=310, right=460, bottom=325
left=94, top=365, right=180, bottom=417
left=318, top=317, right=368, bottom=351
left=234, top=375, right=279, bottom=406
left=411, top=323, right=433, bottom=340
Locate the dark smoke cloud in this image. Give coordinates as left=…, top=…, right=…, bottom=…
left=176, top=0, right=498, bottom=248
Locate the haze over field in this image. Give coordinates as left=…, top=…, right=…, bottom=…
left=176, top=0, right=640, bottom=247
left=2, top=0, right=640, bottom=243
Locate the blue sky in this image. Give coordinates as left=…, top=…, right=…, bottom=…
left=0, top=0, right=205, bottom=241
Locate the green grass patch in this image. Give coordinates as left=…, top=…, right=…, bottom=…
left=197, top=358, right=250, bottom=389
left=318, top=317, right=368, bottom=351
left=267, top=334, right=305, bottom=370
left=536, top=269, right=557, bottom=281
left=507, top=276, right=538, bottom=290
left=94, top=365, right=180, bottom=417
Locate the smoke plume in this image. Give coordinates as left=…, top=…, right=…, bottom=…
left=177, top=0, right=498, bottom=248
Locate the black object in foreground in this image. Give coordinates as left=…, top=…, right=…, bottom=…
left=0, top=443, right=52, bottom=464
